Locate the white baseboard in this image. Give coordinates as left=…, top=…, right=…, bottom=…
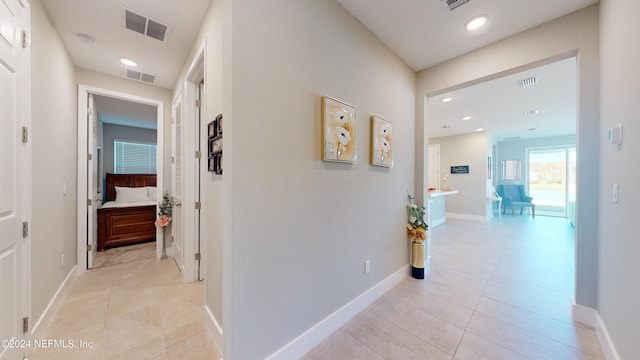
left=431, top=217, right=446, bottom=228
left=164, top=246, right=173, bottom=258
left=265, top=265, right=409, bottom=360
left=204, top=305, right=223, bottom=353
left=572, top=300, right=620, bottom=360
left=446, top=213, right=486, bottom=222
left=31, top=266, right=78, bottom=337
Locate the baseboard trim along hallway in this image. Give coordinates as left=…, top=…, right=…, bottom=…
left=572, top=300, right=621, bottom=360
left=266, top=265, right=409, bottom=360
left=31, top=265, right=78, bottom=337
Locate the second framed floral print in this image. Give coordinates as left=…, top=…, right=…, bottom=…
left=371, top=115, right=394, bottom=167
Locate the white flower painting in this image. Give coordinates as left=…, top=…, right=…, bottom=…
left=371, top=115, right=394, bottom=167
left=322, top=96, right=357, bottom=163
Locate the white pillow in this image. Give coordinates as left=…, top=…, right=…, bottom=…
left=115, top=186, right=149, bottom=203
left=146, top=186, right=158, bottom=201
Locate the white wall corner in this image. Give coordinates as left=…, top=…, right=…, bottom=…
left=572, top=299, right=621, bottom=360
left=164, top=246, right=174, bottom=258
left=31, top=266, right=78, bottom=337
left=204, top=305, right=223, bottom=353
left=265, top=265, right=410, bottom=360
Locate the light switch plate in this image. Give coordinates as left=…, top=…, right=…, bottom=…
left=608, top=125, right=622, bottom=145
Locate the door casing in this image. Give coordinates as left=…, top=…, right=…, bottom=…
left=77, top=85, right=165, bottom=270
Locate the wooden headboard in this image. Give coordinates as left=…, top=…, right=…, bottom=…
left=105, top=173, right=157, bottom=202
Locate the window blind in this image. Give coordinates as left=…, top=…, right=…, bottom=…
left=114, top=140, right=157, bottom=174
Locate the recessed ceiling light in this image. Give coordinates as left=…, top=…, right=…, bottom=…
left=462, top=116, right=471, bottom=121
left=441, top=97, right=453, bottom=103
left=524, top=109, right=539, bottom=116
left=475, top=128, right=484, bottom=132
left=466, top=16, right=487, bottom=31
left=120, top=58, right=138, bottom=67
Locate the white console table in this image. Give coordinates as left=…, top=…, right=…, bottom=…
left=487, top=196, right=502, bottom=219
left=427, top=190, right=459, bottom=229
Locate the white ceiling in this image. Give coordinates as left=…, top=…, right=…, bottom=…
left=335, top=0, right=598, bottom=72
left=41, top=0, right=212, bottom=89
left=41, top=0, right=593, bottom=138
left=428, top=57, right=577, bottom=140
left=94, top=95, right=157, bottom=130
left=334, top=0, right=595, bottom=141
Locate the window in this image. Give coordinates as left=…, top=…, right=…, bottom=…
left=114, top=140, right=157, bottom=174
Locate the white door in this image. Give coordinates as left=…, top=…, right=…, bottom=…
left=0, top=0, right=30, bottom=359
left=194, top=80, right=203, bottom=280
left=171, top=100, right=184, bottom=272
left=87, top=94, right=99, bottom=268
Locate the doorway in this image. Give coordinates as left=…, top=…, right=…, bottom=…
left=527, top=146, right=576, bottom=218
left=77, top=85, right=165, bottom=270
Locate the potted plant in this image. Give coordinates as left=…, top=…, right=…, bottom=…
left=407, top=194, right=428, bottom=279
left=155, top=191, right=174, bottom=228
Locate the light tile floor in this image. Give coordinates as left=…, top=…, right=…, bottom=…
left=304, top=216, right=605, bottom=360
left=32, top=216, right=605, bottom=360
left=30, top=243, right=221, bottom=360
left=92, top=242, right=158, bottom=269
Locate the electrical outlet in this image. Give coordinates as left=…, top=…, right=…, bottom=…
left=364, top=260, right=371, bottom=274
left=60, top=254, right=64, bottom=269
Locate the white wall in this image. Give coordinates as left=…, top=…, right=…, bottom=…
left=598, top=0, right=640, bottom=358
left=417, top=5, right=599, bottom=309
left=30, top=0, right=78, bottom=324
left=172, top=0, right=225, bottom=340
left=430, top=132, right=488, bottom=217
left=222, top=0, right=416, bottom=358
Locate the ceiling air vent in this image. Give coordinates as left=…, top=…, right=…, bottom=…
left=443, top=0, right=470, bottom=11
left=123, top=7, right=170, bottom=42
left=521, top=76, right=538, bottom=87
left=125, top=69, right=156, bottom=84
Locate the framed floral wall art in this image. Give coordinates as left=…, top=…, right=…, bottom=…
left=321, top=96, right=357, bottom=163
left=370, top=115, right=394, bottom=167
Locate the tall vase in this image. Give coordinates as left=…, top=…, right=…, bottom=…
left=411, top=239, right=425, bottom=279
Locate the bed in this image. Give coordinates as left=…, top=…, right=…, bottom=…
left=97, top=173, right=157, bottom=251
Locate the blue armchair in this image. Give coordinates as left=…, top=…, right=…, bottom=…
left=496, top=184, right=535, bottom=217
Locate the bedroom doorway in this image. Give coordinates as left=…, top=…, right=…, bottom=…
left=77, top=84, right=165, bottom=271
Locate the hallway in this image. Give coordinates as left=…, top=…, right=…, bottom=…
left=30, top=217, right=604, bottom=359
left=304, top=217, right=605, bottom=359
left=30, top=245, right=220, bottom=360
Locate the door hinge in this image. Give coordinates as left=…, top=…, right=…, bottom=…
left=195, top=202, right=201, bottom=210
left=87, top=107, right=94, bottom=116
left=22, top=222, right=28, bottom=238
left=195, top=253, right=201, bottom=261
left=87, top=199, right=92, bottom=206
left=87, top=244, right=92, bottom=252
left=21, top=31, right=28, bottom=48
left=22, top=127, right=28, bottom=143
left=23, top=317, right=28, bottom=334
left=88, top=153, right=93, bottom=161
left=171, top=156, right=175, bottom=164
left=195, top=151, right=201, bottom=159
left=195, top=100, right=202, bottom=108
